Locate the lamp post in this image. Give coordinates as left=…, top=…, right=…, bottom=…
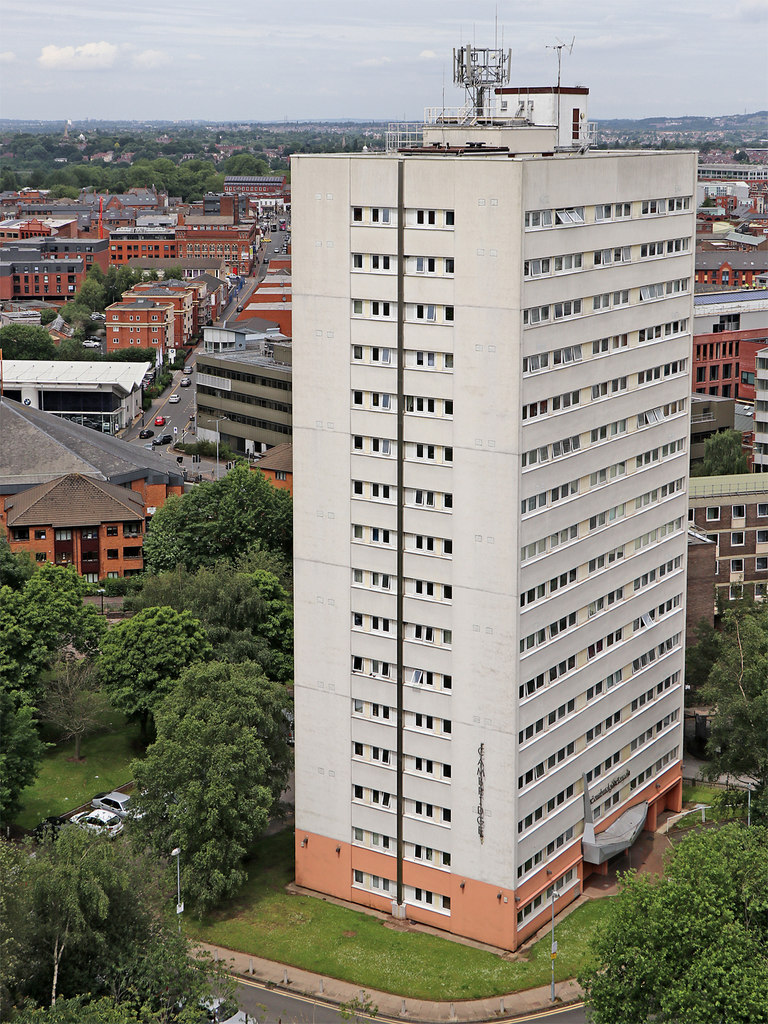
left=171, top=847, right=183, bottom=930
left=550, top=889, right=561, bottom=1002
left=215, top=416, right=228, bottom=481
left=96, top=588, right=106, bottom=615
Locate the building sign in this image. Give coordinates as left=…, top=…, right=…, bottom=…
left=589, top=768, right=630, bottom=805
left=477, top=743, right=485, bottom=842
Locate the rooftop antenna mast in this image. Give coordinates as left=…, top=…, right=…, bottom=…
left=453, top=41, right=511, bottom=120
left=546, top=37, right=575, bottom=140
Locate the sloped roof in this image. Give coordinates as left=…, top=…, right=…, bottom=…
left=0, top=398, right=184, bottom=492
left=5, top=473, right=145, bottom=527
left=255, top=443, right=292, bottom=474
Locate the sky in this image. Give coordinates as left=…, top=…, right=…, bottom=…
left=1, top=0, right=766, bottom=123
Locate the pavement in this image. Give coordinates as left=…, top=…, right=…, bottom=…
left=197, top=940, right=583, bottom=1022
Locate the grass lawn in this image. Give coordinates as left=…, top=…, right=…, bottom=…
left=186, top=831, right=611, bottom=1001
left=682, top=782, right=720, bottom=805
left=14, top=713, right=144, bottom=830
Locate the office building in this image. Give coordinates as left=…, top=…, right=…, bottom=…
left=292, top=53, right=695, bottom=949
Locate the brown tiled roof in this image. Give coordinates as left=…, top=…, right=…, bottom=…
left=255, top=443, right=292, bottom=474
left=5, top=473, right=145, bottom=527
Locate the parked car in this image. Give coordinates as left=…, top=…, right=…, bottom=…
left=90, top=312, right=106, bottom=321
left=92, top=791, right=133, bottom=819
left=71, top=809, right=124, bottom=838
left=139, top=428, right=154, bottom=439
left=31, top=815, right=67, bottom=842
left=169, top=394, right=180, bottom=404
left=236, top=304, right=243, bottom=312
left=152, top=433, right=173, bottom=446
left=82, top=340, right=102, bottom=349
left=180, top=378, right=191, bottom=387
left=154, top=415, right=166, bottom=426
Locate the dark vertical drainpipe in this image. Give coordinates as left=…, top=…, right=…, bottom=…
left=396, top=157, right=406, bottom=907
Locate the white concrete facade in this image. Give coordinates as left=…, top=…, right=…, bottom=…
left=292, top=131, right=695, bottom=948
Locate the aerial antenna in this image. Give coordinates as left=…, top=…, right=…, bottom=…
left=546, top=37, right=575, bottom=140
left=453, top=41, right=511, bottom=119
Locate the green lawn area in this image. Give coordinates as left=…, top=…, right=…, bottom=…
left=682, top=782, right=720, bottom=805
left=186, top=831, right=612, bottom=1001
left=14, top=713, right=144, bottom=830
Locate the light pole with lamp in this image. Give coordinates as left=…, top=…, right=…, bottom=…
left=96, top=588, right=106, bottom=615
left=171, top=847, right=183, bottom=931
left=550, top=889, right=561, bottom=1002
left=215, top=416, right=227, bottom=481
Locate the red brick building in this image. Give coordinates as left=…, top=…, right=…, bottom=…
left=108, top=227, right=177, bottom=265
left=692, top=292, right=768, bottom=401
left=104, top=297, right=174, bottom=360
left=224, top=175, right=286, bottom=198
left=3, top=474, right=147, bottom=580
left=253, top=442, right=292, bottom=494
left=695, top=251, right=768, bottom=289
left=0, top=237, right=110, bottom=302
left=125, top=282, right=195, bottom=347
left=0, top=399, right=185, bottom=581
left=175, top=210, right=258, bottom=275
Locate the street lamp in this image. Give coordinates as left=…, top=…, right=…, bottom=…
left=550, top=889, right=561, bottom=1002
left=96, top=588, right=106, bottom=615
left=215, top=416, right=227, bottom=481
left=171, top=847, right=183, bottom=929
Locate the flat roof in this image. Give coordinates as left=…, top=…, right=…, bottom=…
left=689, top=474, right=768, bottom=499
left=694, top=291, right=768, bottom=307
left=1, top=360, right=149, bottom=391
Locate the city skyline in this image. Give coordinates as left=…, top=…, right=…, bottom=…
left=1, top=0, right=766, bottom=124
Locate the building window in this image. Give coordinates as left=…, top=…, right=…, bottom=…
left=731, top=559, right=744, bottom=573
left=732, top=505, right=746, bottom=519
left=12, top=527, right=30, bottom=541
left=705, top=507, right=720, bottom=521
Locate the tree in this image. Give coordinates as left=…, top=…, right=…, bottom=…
left=692, top=429, right=748, bottom=477
left=128, top=553, right=293, bottom=681
left=132, top=660, right=293, bottom=912
left=98, top=606, right=211, bottom=741
left=580, top=824, right=768, bottom=1024
left=0, top=535, right=34, bottom=590
left=0, top=840, right=30, bottom=1018
left=42, top=657, right=111, bottom=761
left=143, top=464, right=292, bottom=573
left=700, top=608, right=768, bottom=814
left=0, top=690, right=47, bottom=825
left=0, top=324, right=56, bottom=360
left=0, top=564, right=105, bottom=699
left=684, top=616, right=722, bottom=698
left=5, top=828, right=227, bottom=1019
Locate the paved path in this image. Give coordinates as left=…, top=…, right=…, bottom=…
left=199, top=941, right=583, bottom=1023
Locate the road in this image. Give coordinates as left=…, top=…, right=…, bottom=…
left=233, top=978, right=588, bottom=1024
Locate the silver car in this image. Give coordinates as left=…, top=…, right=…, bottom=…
left=92, top=790, right=133, bottom=818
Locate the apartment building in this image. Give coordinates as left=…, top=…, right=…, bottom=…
left=692, top=291, right=768, bottom=401
left=292, top=65, right=695, bottom=950
left=104, top=297, right=174, bottom=362
left=688, top=474, right=768, bottom=603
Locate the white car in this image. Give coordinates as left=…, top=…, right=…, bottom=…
left=169, top=394, right=180, bottom=404
left=71, top=808, right=124, bottom=838
left=82, top=340, right=102, bottom=349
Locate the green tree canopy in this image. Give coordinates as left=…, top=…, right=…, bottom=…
left=128, top=551, right=293, bottom=681
left=0, top=323, right=56, bottom=360
left=692, top=429, right=749, bottom=476
left=580, top=823, right=768, bottom=1024
left=3, top=828, right=226, bottom=1019
left=701, top=608, right=768, bottom=815
left=0, top=689, right=46, bottom=825
left=0, top=536, right=34, bottom=591
left=98, top=606, right=211, bottom=740
left=143, top=464, right=292, bottom=574
left=132, top=660, right=293, bottom=912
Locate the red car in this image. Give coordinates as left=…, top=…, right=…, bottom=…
left=154, top=415, right=166, bottom=426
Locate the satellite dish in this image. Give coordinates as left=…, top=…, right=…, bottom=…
left=23, top=399, right=32, bottom=406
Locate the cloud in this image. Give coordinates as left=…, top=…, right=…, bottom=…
left=133, top=49, right=167, bottom=69
left=419, top=50, right=439, bottom=60
left=356, top=56, right=393, bottom=68
left=0, top=50, right=16, bottom=63
left=37, top=41, right=117, bottom=70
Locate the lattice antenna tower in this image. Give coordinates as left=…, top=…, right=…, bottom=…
left=452, top=43, right=511, bottom=118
